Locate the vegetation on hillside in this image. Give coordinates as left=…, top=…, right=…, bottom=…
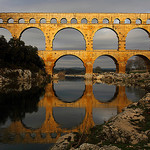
left=0, top=36, right=45, bottom=72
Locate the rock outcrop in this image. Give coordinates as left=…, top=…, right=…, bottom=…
left=0, top=68, right=49, bottom=92
left=93, top=72, right=150, bottom=90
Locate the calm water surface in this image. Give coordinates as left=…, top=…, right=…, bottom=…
left=0, top=77, right=147, bottom=150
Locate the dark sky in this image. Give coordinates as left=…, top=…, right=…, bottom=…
left=0, top=0, right=150, bottom=13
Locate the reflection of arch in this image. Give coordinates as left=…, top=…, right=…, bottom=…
left=52, top=107, right=86, bottom=129
left=53, top=78, right=85, bottom=103
left=93, top=27, right=119, bottom=50
left=126, top=54, right=150, bottom=72
left=93, top=107, right=117, bottom=125
left=52, top=27, right=86, bottom=50
left=93, top=84, right=119, bottom=103
left=19, top=27, right=46, bottom=50
left=126, top=28, right=150, bottom=50
left=125, top=86, right=146, bottom=102
left=2, top=83, right=133, bottom=144
left=21, top=107, right=46, bottom=130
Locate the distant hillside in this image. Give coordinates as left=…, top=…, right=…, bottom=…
left=53, top=67, right=85, bottom=74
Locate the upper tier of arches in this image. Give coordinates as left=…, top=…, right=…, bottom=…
left=0, top=13, right=150, bottom=25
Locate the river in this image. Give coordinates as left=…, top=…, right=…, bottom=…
left=0, top=77, right=147, bottom=150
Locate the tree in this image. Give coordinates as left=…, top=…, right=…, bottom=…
left=126, top=57, right=146, bottom=73
left=94, top=66, right=102, bottom=73
left=0, top=36, right=45, bottom=72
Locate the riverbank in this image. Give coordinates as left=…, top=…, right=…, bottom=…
left=0, top=68, right=50, bottom=92
left=93, top=72, right=150, bottom=92
left=50, top=93, right=150, bottom=150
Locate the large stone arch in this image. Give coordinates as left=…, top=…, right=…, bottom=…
left=126, top=54, right=150, bottom=72
left=52, top=27, right=86, bottom=50
left=93, top=54, right=119, bottom=72
left=126, top=27, right=150, bottom=50
left=19, top=27, right=46, bottom=50
left=53, top=54, right=85, bottom=70
left=0, top=27, right=12, bottom=41
left=93, top=27, right=119, bottom=50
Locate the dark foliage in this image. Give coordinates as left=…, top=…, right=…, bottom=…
left=0, top=36, right=45, bottom=72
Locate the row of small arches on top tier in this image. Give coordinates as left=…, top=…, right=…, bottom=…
left=0, top=17, right=150, bottom=24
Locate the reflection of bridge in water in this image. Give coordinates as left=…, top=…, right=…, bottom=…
left=1, top=81, right=132, bottom=144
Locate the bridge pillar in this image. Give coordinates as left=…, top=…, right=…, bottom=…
left=84, top=30, right=93, bottom=51
left=118, top=33, right=126, bottom=51
left=45, top=61, right=55, bottom=76
left=84, top=61, right=93, bottom=79
left=117, top=61, right=127, bottom=73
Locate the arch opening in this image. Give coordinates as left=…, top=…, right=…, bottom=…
left=114, top=18, right=120, bottom=24
left=40, top=18, right=46, bottom=23
left=126, top=55, right=150, bottom=73
left=103, top=18, right=109, bottom=24
left=18, top=18, right=25, bottom=23
left=93, top=107, right=117, bottom=125
left=0, top=18, right=3, bottom=23
left=71, top=18, right=77, bottom=24
left=92, top=18, right=98, bottom=24
left=29, top=18, right=36, bottom=23
left=126, top=28, right=150, bottom=50
left=53, top=55, right=85, bottom=76
left=93, top=28, right=118, bottom=50
left=93, top=83, right=117, bottom=103
left=53, top=28, right=86, bottom=50
left=51, top=18, right=57, bottom=24
left=125, top=86, right=147, bottom=102
left=93, top=55, right=117, bottom=73
left=146, top=19, right=150, bottom=24
left=125, top=18, right=131, bottom=24
left=136, top=18, right=142, bottom=24
left=81, top=18, right=87, bottom=24
left=8, top=18, right=14, bottom=23
left=20, top=27, right=45, bottom=50
left=22, top=107, right=46, bottom=130
left=0, top=28, right=12, bottom=41
left=61, top=18, right=67, bottom=24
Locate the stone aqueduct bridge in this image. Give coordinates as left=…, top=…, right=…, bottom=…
left=0, top=13, right=150, bottom=77
left=1, top=82, right=132, bottom=144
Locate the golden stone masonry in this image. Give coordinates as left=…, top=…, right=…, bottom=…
left=0, top=13, right=150, bottom=78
